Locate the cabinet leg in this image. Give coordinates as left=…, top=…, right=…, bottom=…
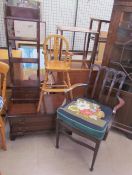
left=126, top=133, right=132, bottom=140
left=10, top=134, right=16, bottom=141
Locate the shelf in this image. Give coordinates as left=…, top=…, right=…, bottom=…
left=90, top=36, right=107, bottom=43
left=11, top=98, right=39, bottom=102
left=5, top=16, right=40, bottom=22
left=57, top=25, right=98, bottom=34
left=119, top=25, right=132, bottom=31
left=8, top=36, right=38, bottom=42
left=114, top=42, right=132, bottom=50
left=10, top=57, right=38, bottom=63
left=5, top=5, right=40, bottom=20
left=12, top=80, right=40, bottom=88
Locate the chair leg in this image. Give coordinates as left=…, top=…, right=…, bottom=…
left=90, top=141, right=100, bottom=171
left=103, top=130, right=109, bottom=141
left=0, top=128, right=7, bottom=150
left=37, top=91, right=44, bottom=112
left=66, top=72, right=73, bottom=99
left=0, top=118, right=7, bottom=150
left=37, top=70, right=49, bottom=112
left=56, top=118, right=60, bottom=149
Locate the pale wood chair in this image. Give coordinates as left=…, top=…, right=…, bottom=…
left=0, top=49, right=23, bottom=80
left=37, top=34, right=73, bottom=112
left=0, top=62, right=9, bottom=150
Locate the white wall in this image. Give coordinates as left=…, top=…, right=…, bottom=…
left=0, top=0, right=114, bottom=48
left=41, top=0, right=114, bottom=50
left=0, top=0, right=6, bottom=47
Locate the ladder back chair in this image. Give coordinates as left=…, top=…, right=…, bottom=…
left=37, top=34, right=73, bottom=112
left=0, top=62, right=9, bottom=150
left=56, top=64, right=126, bottom=171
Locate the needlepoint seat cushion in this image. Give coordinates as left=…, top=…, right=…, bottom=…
left=0, top=96, right=4, bottom=110
left=57, top=98, right=113, bottom=140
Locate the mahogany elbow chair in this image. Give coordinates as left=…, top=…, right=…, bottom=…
left=55, top=64, right=126, bottom=171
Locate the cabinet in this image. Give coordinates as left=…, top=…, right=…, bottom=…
left=102, top=0, right=132, bottom=138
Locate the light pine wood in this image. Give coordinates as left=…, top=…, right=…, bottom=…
left=0, top=62, right=9, bottom=150
left=0, top=62, right=9, bottom=103
left=37, top=34, right=73, bottom=112
left=0, top=118, right=7, bottom=150
left=0, top=49, right=23, bottom=80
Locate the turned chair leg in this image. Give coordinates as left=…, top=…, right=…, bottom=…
left=66, top=72, right=73, bottom=99
left=0, top=118, right=7, bottom=150
left=37, top=71, right=49, bottom=112
left=90, top=141, right=100, bottom=171
left=103, top=130, right=109, bottom=141
left=37, top=91, right=44, bottom=112
left=56, top=118, right=60, bottom=149
left=0, top=128, right=7, bottom=150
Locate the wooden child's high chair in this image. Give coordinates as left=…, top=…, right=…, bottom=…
left=37, top=34, right=73, bottom=112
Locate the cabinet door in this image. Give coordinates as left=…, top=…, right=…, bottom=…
left=103, top=5, right=132, bottom=92
left=103, top=3, right=132, bottom=134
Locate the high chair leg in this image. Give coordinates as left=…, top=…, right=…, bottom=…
left=0, top=117, right=7, bottom=150
left=37, top=91, right=44, bottom=112
left=66, top=72, right=73, bottom=99
left=37, top=70, right=49, bottom=112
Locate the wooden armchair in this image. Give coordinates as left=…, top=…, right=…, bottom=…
left=37, top=34, right=73, bottom=112
left=0, top=62, right=9, bottom=150
left=55, top=64, right=126, bottom=171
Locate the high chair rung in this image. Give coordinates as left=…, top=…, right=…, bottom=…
left=41, top=88, right=69, bottom=93
left=47, top=84, right=68, bottom=87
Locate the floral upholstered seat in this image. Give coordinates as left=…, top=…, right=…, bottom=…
left=57, top=98, right=113, bottom=140
left=0, top=96, right=4, bottom=111
left=55, top=64, right=126, bottom=171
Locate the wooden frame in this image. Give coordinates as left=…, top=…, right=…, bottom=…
left=37, top=34, right=73, bottom=112
left=102, top=0, right=132, bottom=137
left=55, top=64, right=126, bottom=171
left=57, top=25, right=99, bottom=67
left=4, top=3, right=41, bottom=84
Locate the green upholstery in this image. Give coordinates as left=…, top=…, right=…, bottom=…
left=57, top=98, right=113, bottom=140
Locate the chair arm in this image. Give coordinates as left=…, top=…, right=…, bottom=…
left=113, top=96, right=125, bottom=114
left=64, top=83, right=88, bottom=93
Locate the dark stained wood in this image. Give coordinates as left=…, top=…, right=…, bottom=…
left=85, top=18, right=110, bottom=65
left=8, top=36, right=38, bottom=42
left=5, top=5, right=40, bottom=20
left=102, top=0, right=132, bottom=137
left=57, top=25, right=99, bottom=66
left=56, top=64, right=126, bottom=171
left=5, top=3, right=43, bottom=140
left=8, top=94, right=64, bottom=140
left=4, top=3, right=41, bottom=83
left=10, top=58, right=38, bottom=63
left=7, top=66, right=90, bottom=140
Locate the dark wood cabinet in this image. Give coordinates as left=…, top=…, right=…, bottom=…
left=103, top=0, right=132, bottom=137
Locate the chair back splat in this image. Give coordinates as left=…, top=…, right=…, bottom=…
left=37, top=34, right=72, bottom=112
left=87, top=64, right=126, bottom=105
left=43, top=34, right=71, bottom=66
